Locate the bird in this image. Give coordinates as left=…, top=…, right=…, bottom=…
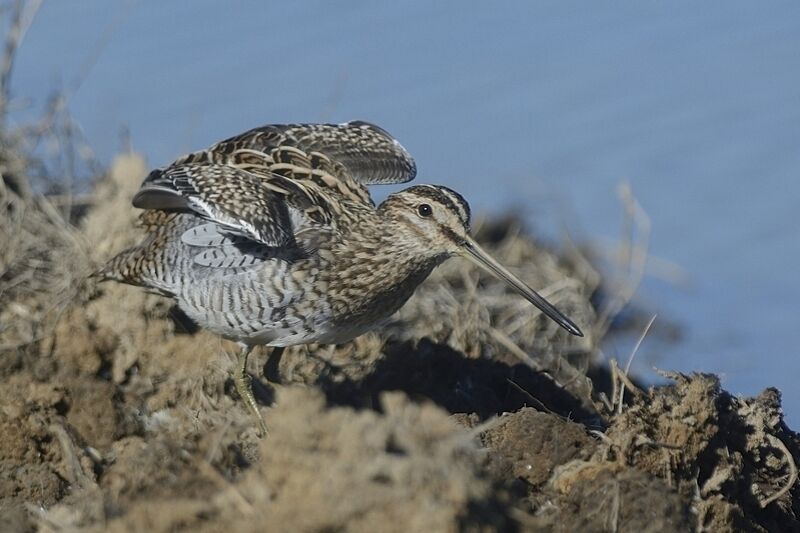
left=99, top=121, right=583, bottom=434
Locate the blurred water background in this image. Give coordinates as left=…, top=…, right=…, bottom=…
left=9, top=1, right=800, bottom=421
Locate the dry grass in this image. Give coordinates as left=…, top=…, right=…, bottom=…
left=1, top=5, right=799, bottom=528
left=0, top=176, right=91, bottom=351
left=2, top=145, right=796, bottom=532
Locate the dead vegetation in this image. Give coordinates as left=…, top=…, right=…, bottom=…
left=1, top=142, right=798, bottom=531
left=1, top=6, right=800, bottom=529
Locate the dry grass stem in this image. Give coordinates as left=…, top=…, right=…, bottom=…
left=617, top=314, right=656, bottom=414
left=595, top=181, right=651, bottom=337
left=759, top=434, right=798, bottom=508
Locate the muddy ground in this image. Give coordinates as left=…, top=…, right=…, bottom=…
left=1, top=153, right=799, bottom=532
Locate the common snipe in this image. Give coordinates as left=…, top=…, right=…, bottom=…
left=100, top=121, right=582, bottom=433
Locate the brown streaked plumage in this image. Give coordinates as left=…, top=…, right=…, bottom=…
left=100, top=121, right=582, bottom=434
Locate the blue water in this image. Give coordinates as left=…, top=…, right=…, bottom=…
left=11, top=1, right=800, bottom=422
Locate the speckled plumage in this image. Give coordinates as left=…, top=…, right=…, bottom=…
left=100, top=121, right=582, bottom=433
left=102, top=121, right=445, bottom=346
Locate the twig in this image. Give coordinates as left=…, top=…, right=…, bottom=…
left=506, top=378, right=553, bottom=415
left=49, top=423, right=96, bottom=490
left=623, top=314, right=657, bottom=376
left=615, top=369, right=644, bottom=407
left=609, top=358, right=621, bottom=412
left=0, top=0, right=42, bottom=121
left=617, top=314, right=656, bottom=415
left=595, top=182, right=651, bottom=337
left=597, top=391, right=614, bottom=413
left=663, top=448, right=673, bottom=488
left=609, top=480, right=620, bottom=533
left=589, top=429, right=615, bottom=447
left=489, top=326, right=539, bottom=368
left=759, top=434, right=798, bottom=508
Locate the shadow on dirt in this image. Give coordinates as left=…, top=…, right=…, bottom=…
left=312, top=339, right=603, bottom=427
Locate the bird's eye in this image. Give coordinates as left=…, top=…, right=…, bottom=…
left=417, top=204, right=433, bottom=217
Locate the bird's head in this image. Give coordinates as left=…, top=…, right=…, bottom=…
left=379, top=184, right=583, bottom=337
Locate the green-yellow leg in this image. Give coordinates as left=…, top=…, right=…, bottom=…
left=234, top=344, right=268, bottom=436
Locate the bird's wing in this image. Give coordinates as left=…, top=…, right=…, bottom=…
left=209, top=121, right=417, bottom=185
left=132, top=163, right=326, bottom=247
left=131, top=121, right=414, bottom=255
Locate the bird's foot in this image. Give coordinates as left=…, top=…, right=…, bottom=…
left=235, top=345, right=268, bottom=437
left=234, top=370, right=268, bottom=437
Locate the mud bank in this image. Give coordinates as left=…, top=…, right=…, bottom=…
left=1, top=155, right=798, bottom=532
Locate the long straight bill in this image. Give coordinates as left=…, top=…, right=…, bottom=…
left=460, top=236, right=584, bottom=337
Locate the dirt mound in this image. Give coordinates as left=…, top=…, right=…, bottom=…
left=1, top=154, right=799, bottom=531
left=500, top=372, right=799, bottom=532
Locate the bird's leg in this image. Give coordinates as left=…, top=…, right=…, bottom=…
left=264, top=346, right=285, bottom=384
left=234, top=343, right=267, bottom=436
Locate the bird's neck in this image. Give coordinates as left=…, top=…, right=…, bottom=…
left=333, top=222, right=446, bottom=285
left=324, top=223, right=446, bottom=325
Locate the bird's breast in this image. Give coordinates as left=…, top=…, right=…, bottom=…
left=321, top=250, right=438, bottom=331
